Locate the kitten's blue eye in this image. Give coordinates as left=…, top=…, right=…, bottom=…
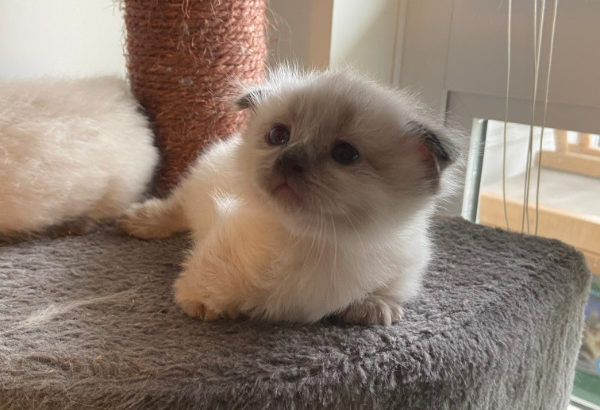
left=331, top=142, right=359, bottom=165
left=267, top=124, right=290, bottom=146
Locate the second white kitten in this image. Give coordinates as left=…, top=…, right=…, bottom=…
left=0, top=77, right=158, bottom=235
left=120, top=69, right=461, bottom=325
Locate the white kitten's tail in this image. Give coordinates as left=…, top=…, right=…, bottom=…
left=119, top=196, right=188, bottom=239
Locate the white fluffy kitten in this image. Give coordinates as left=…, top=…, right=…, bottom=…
left=120, top=69, right=460, bottom=325
left=0, top=77, right=158, bottom=235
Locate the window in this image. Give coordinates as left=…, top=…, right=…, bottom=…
left=465, top=119, right=600, bottom=407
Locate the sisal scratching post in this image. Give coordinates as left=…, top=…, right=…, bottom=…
left=123, top=0, right=267, bottom=196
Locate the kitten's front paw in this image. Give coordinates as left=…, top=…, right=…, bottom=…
left=340, top=295, right=404, bottom=326
left=177, top=299, right=223, bottom=321
left=174, top=276, right=239, bottom=321
left=118, top=200, right=172, bottom=239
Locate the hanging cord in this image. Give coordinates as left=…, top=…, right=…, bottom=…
left=502, top=0, right=513, bottom=231
left=534, top=0, right=559, bottom=235
left=521, top=0, right=546, bottom=234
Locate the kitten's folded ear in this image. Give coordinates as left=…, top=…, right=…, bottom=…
left=235, top=88, right=267, bottom=111
left=406, top=120, right=457, bottom=175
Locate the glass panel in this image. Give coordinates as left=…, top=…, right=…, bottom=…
left=466, top=119, right=600, bottom=407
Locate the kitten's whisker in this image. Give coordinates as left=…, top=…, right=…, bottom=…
left=354, top=208, right=386, bottom=235
left=310, top=205, right=328, bottom=276
left=344, top=214, right=367, bottom=256
left=289, top=219, right=313, bottom=249
left=330, top=214, right=338, bottom=273
left=316, top=208, right=327, bottom=266
left=298, top=209, right=322, bottom=275
left=329, top=214, right=339, bottom=297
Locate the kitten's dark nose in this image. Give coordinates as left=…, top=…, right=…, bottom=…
left=276, top=146, right=309, bottom=176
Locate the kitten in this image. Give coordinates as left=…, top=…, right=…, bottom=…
left=120, top=68, right=461, bottom=325
left=0, top=77, right=158, bottom=236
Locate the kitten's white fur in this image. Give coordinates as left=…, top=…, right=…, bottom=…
left=0, top=77, right=158, bottom=234
left=120, top=68, right=461, bottom=325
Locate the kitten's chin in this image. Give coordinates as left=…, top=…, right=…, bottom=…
left=271, top=182, right=301, bottom=207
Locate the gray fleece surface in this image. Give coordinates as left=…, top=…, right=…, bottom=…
left=0, top=217, right=591, bottom=409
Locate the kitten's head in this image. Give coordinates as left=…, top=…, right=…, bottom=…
left=235, top=68, right=463, bottom=238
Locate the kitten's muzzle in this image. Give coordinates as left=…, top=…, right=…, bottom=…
left=275, top=145, right=309, bottom=177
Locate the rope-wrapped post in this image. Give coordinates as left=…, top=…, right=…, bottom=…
left=123, top=0, right=267, bottom=196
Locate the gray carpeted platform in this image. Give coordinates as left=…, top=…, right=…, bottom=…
left=0, top=217, right=591, bottom=409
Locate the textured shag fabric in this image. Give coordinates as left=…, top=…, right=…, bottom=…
left=0, top=217, right=590, bottom=409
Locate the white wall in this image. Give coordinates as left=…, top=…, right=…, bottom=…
left=0, top=0, right=126, bottom=79
left=268, top=0, right=402, bottom=85
left=1, top=0, right=403, bottom=85
left=329, top=0, right=401, bottom=84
